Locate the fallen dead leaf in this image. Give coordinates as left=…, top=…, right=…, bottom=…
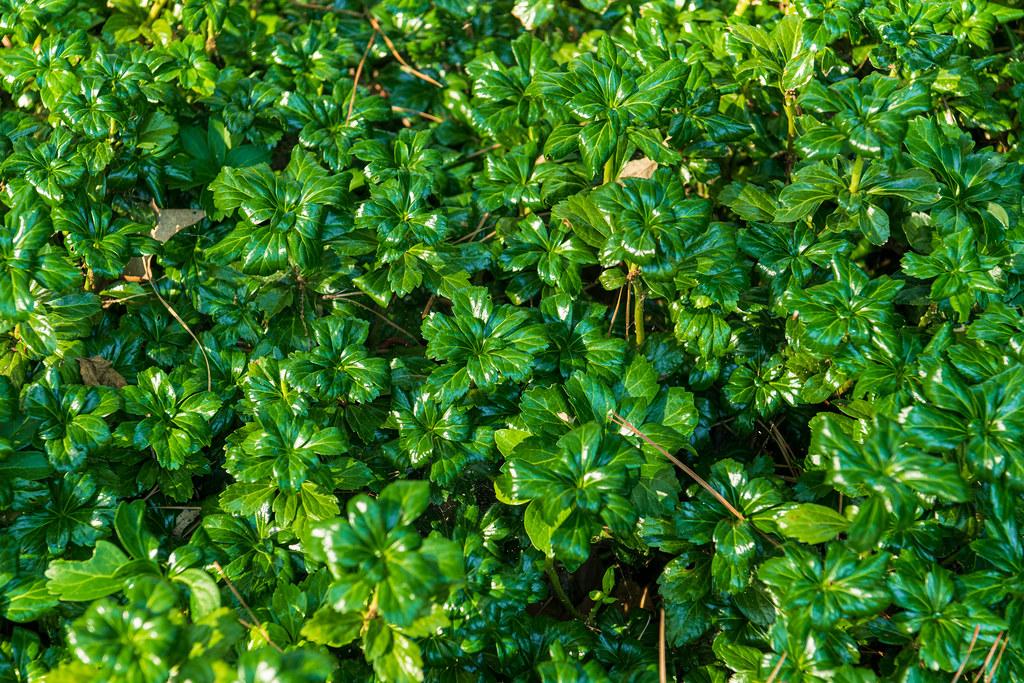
left=77, top=356, right=127, bottom=388
left=620, top=157, right=659, bottom=179
left=124, top=208, right=206, bottom=281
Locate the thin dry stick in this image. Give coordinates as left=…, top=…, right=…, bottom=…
left=658, top=608, right=667, bottom=683
left=607, top=285, right=624, bottom=335
left=345, top=298, right=422, bottom=345
left=322, top=290, right=366, bottom=300
left=610, top=412, right=746, bottom=522
left=765, top=652, right=787, bottom=683
left=972, top=633, right=1004, bottom=683
left=445, top=143, right=502, bottom=168
left=421, top=294, right=436, bottom=319
left=953, top=625, right=982, bottom=683
left=624, top=282, right=632, bottom=342
left=368, top=16, right=444, bottom=88
left=291, top=1, right=362, bottom=16
left=454, top=212, right=491, bottom=243
left=986, top=636, right=1009, bottom=683
left=144, top=256, right=212, bottom=392
left=212, top=561, right=284, bottom=653
left=391, top=105, right=444, bottom=123
left=347, top=29, right=378, bottom=124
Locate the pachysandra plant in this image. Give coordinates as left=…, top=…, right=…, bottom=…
left=1, top=0, right=1023, bottom=681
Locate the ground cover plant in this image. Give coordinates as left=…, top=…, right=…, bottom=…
left=1, top=0, right=1024, bottom=680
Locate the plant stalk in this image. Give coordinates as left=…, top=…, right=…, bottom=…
left=544, top=557, right=585, bottom=620
left=603, top=155, right=616, bottom=185
left=849, top=155, right=865, bottom=194
left=632, top=281, right=645, bottom=346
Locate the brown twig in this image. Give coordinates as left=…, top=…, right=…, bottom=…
left=290, top=1, right=362, bottom=16
left=953, top=625, right=982, bottom=683
left=143, top=256, right=212, bottom=392
left=212, top=561, right=283, bottom=653
left=610, top=412, right=747, bottom=522
left=454, top=212, right=491, bottom=243
left=368, top=16, right=444, bottom=88
left=972, top=633, right=1003, bottom=683
left=391, top=105, right=444, bottom=123
left=347, top=29, right=378, bottom=124
left=766, top=652, right=787, bottom=683
left=445, top=143, right=502, bottom=168
left=421, top=295, right=436, bottom=319
left=321, top=290, right=366, bottom=300
left=608, top=285, right=624, bottom=335
left=987, top=636, right=1009, bottom=683
left=624, top=281, right=632, bottom=342
left=658, top=608, right=667, bottom=683
left=343, top=298, right=422, bottom=345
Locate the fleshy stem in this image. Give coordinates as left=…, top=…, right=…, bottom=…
left=849, top=155, right=865, bottom=194
left=734, top=0, right=751, bottom=15
left=603, top=155, right=617, bottom=185
left=544, top=556, right=585, bottom=620
left=628, top=264, right=645, bottom=346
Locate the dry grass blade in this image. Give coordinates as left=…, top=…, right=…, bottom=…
left=610, top=412, right=746, bottom=522
left=658, top=607, right=667, bottom=683
left=391, top=105, right=444, bottom=123
left=347, top=29, right=377, bottom=124
left=986, top=636, right=1009, bottom=683
left=368, top=16, right=444, bottom=88
left=953, top=625, right=982, bottom=683
left=972, top=632, right=1003, bottom=683
left=212, top=561, right=283, bottom=653
left=765, top=652, right=787, bottom=683
left=454, top=212, right=491, bottom=243
left=144, top=256, right=212, bottom=392
left=343, top=298, right=423, bottom=345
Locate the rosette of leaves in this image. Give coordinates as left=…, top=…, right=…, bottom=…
left=528, top=36, right=685, bottom=178
left=466, top=34, right=557, bottom=144
left=208, top=147, right=347, bottom=275
left=120, top=367, right=220, bottom=500
left=303, top=481, right=463, bottom=681
left=387, top=389, right=493, bottom=486
left=22, top=367, right=120, bottom=472
left=421, top=284, right=547, bottom=400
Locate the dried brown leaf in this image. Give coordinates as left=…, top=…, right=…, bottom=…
left=77, top=356, right=127, bottom=388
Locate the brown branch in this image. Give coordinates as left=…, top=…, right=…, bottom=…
left=987, top=636, right=1009, bottom=683
left=143, top=256, right=212, bottom=392
left=953, top=625, right=982, bottom=683
left=368, top=16, right=444, bottom=88
left=607, top=285, right=624, bottom=335
left=972, top=633, right=1003, bottom=683
left=391, top=106, right=444, bottom=123
left=342, top=298, right=422, bottom=345
left=765, top=652, right=787, bottom=683
left=290, top=1, right=362, bottom=16
left=347, top=29, right=378, bottom=124
left=212, top=561, right=283, bottom=653
left=454, top=212, right=491, bottom=243
left=658, top=608, right=667, bottom=683
left=610, top=412, right=746, bottom=522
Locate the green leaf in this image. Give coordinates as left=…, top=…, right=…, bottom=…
left=45, top=541, right=129, bottom=601
left=777, top=504, right=850, bottom=544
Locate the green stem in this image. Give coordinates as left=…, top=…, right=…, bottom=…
left=603, top=155, right=616, bottom=185
left=848, top=155, right=865, bottom=194
left=783, top=94, right=796, bottom=142
left=147, top=0, right=168, bottom=22
left=632, top=281, right=645, bottom=347
left=544, top=557, right=585, bottom=621
left=733, top=0, right=751, bottom=14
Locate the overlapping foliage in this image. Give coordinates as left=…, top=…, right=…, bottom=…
left=1, top=0, right=1024, bottom=680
